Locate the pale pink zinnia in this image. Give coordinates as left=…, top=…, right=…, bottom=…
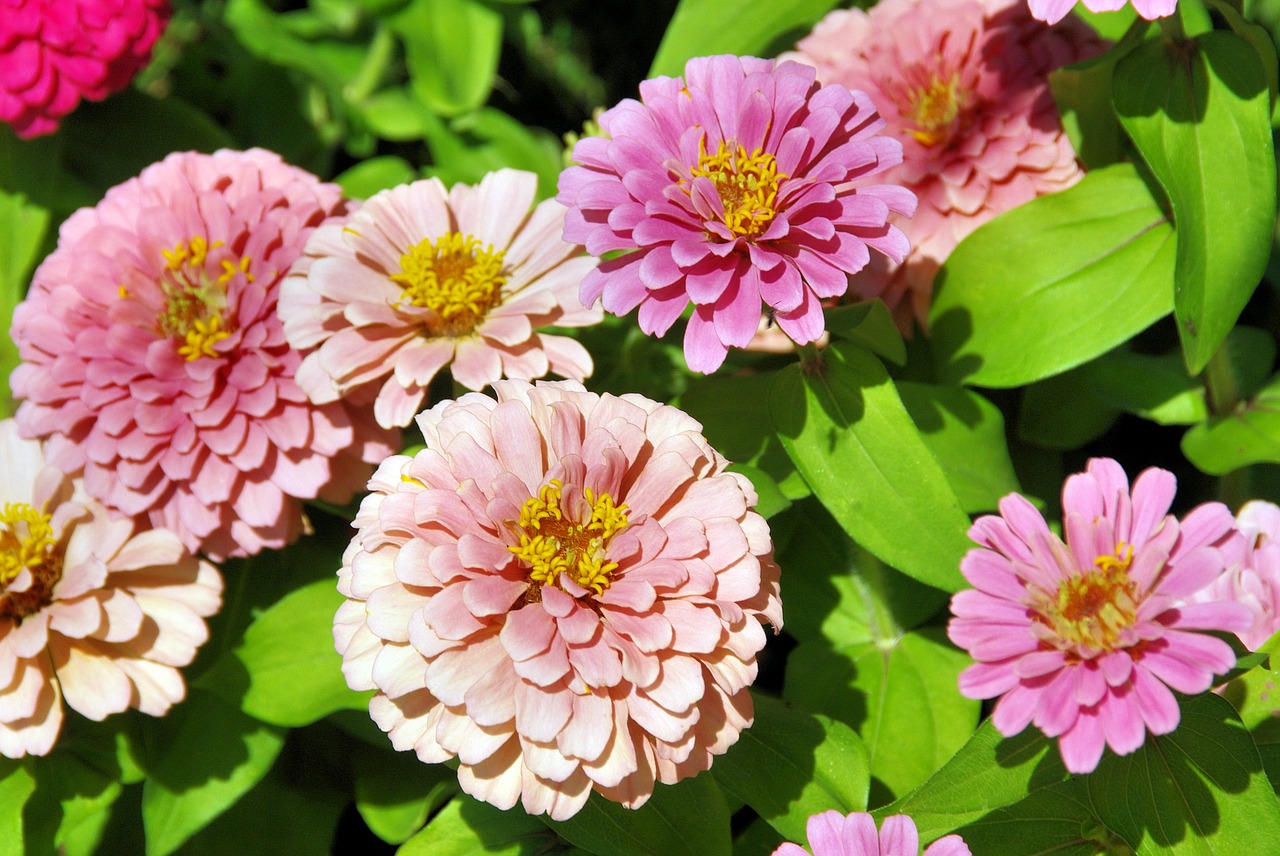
left=335, top=379, right=782, bottom=819
left=557, top=54, right=915, bottom=373
left=10, top=149, right=399, bottom=561
left=948, top=458, right=1253, bottom=774
left=1030, top=0, right=1174, bottom=24
left=0, top=0, right=169, bottom=139
left=0, top=419, right=221, bottom=758
left=773, top=811, right=971, bottom=856
left=1191, top=500, right=1280, bottom=651
left=786, top=0, right=1103, bottom=331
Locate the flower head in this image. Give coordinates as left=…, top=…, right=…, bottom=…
left=335, top=379, right=782, bottom=819
left=11, top=149, right=399, bottom=561
left=0, top=0, right=169, bottom=139
left=557, top=54, right=915, bottom=373
left=948, top=458, right=1252, bottom=773
left=773, top=811, right=971, bottom=856
left=0, top=419, right=221, bottom=758
left=785, top=0, right=1103, bottom=331
left=1030, top=0, right=1174, bottom=25
left=1191, top=500, right=1280, bottom=651
left=281, top=170, right=602, bottom=429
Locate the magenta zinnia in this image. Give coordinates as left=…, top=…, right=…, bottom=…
left=0, top=0, right=169, bottom=139
left=557, top=54, right=914, bottom=373
left=786, top=0, right=1103, bottom=332
left=773, top=811, right=971, bottom=856
left=10, top=149, right=399, bottom=561
left=948, top=458, right=1252, bottom=773
left=0, top=419, right=221, bottom=758
left=281, top=169, right=601, bottom=429
left=335, top=379, right=782, bottom=819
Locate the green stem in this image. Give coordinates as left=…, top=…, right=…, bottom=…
left=346, top=26, right=395, bottom=103
left=795, top=341, right=824, bottom=373
left=1158, top=7, right=1187, bottom=45
left=1201, top=344, right=1239, bottom=417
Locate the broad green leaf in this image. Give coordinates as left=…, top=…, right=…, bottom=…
left=0, top=762, right=35, bottom=856
left=141, top=690, right=286, bottom=856
left=824, top=300, right=906, bottom=366
left=420, top=107, right=566, bottom=201
left=1082, top=349, right=1207, bottom=426
left=391, top=0, right=502, bottom=117
left=0, top=191, right=48, bottom=418
left=1051, top=30, right=1144, bottom=171
left=1207, top=0, right=1280, bottom=117
left=954, top=778, right=1106, bottom=856
left=649, top=0, right=842, bottom=78
left=400, top=797, right=558, bottom=856
left=784, top=630, right=979, bottom=803
left=1219, top=628, right=1280, bottom=730
left=1113, top=33, right=1275, bottom=374
left=353, top=746, right=457, bottom=845
left=334, top=155, right=416, bottom=199
left=1017, top=369, right=1120, bottom=450
left=549, top=772, right=731, bottom=856
left=711, top=694, right=869, bottom=844
left=898, top=382, right=1020, bottom=514
left=362, top=87, right=427, bottom=141
left=770, top=342, right=971, bottom=592
left=1181, top=371, right=1280, bottom=474
left=930, top=163, right=1174, bottom=388
left=729, top=463, right=791, bottom=519
left=1218, top=325, right=1277, bottom=402
left=734, top=818, right=786, bottom=856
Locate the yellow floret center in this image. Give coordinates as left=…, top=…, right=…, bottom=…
left=509, top=479, right=630, bottom=596
left=689, top=138, right=787, bottom=239
left=0, top=503, right=62, bottom=620
left=905, top=73, right=968, bottom=147
left=154, top=236, right=253, bottom=361
left=391, top=232, right=507, bottom=336
left=1044, top=543, right=1139, bottom=652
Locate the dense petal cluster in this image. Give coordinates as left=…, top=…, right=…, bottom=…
left=11, top=149, right=398, bottom=561
left=557, top=54, right=914, bottom=373
left=948, top=458, right=1252, bottom=773
left=1029, top=0, right=1174, bottom=24
left=786, top=0, right=1103, bottom=331
left=0, top=420, right=221, bottom=758
left=773, top=811, right=971, bottom=856
left=1192, top=500, right=1280, bottom=651
left=281, top=170, right=602, bottom=429
left=0, top=0, right=169, bottom=139
left=336, top=379, right=782, bottom=819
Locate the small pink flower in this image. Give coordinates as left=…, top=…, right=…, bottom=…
left=773, top=811, right=971, bottom=856
left=948, top=458, right=1252, bottom=774
left=335, top=379, right=782, bottom=819
left=557, top=54, right=915, bottom=373
left=1192, top=500, right=1280, bottom=651
left=786, top=0, right=1103, bottom=331
left=0, top=0, right=170, bottom=139
left=11, top=149, right=399, bottom=561
left=0, top=419, right=222, bottom=758
left=280, top=169, right=601, bottom=429
left=1030, top=0, right=1174, bottom=25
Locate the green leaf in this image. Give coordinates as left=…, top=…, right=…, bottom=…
left=549, top=772, right=731, bottom=856
left=201, top=578, right=369, bottom=727
left=953, top=777, right=1106, bottom=856
left=353, top=746, right=457, bottom=845
left=649, top=0, right=842, bottom=78
left=334, top=155, right=417, bottom=199
left=1017, top=369, right=1120, bottom=450
left=391, top=0, right=503, bottom=117
left=930, top=163, right=1175, bottom=388
left=728, top=463, right=791, bottom=519
left=140, top=690, right=286, bottom=856
left=420, top=107, right=566, bottom=201
left=711, top=694, right=868, bottom=843
left=1051, top=49, right=1131, bottom=170
left=770, top=342, right=971, bottom=592
left=1218, top=325, right=1277, bottom=401
left=400, top=796, right=558, bottom=856
left=824, top=300, right=906, bottom=366
left=0, top=761, right=35, bottom=856
left=1082, top=349, right=1207, bottom=426
left=1181, top=371, right=1280, bottom=474
left=898, top=382, right=1020, bottom=514
left=1113, top=33, right=1276, bottom=374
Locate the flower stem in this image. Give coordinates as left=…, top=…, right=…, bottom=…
left=1158, top=8, right=1187, bottom=45
left=1201, top=343, right=1239, bottom=418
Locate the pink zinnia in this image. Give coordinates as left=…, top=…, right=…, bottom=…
left=786, top=0, right=1103, bottom=331
left=335, top=379, right=782, bottom=819
left=280, top=169, right=601, bottom=429
left=948, top=458, right=1253, bottom=773
left=0, top=0, right=169, bottom=139
left=10, top=149, right=399, bottom=561
left=1192, top=500, right=1280, bottom=651
left=1030, top=0, right=1174, bottom=24
left=556, top=54, right=915, bottom=373
left=0, top=419, right=221, bottom=758
left=773, top=811, right=971, bottom=856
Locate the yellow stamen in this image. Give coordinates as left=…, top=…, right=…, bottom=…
left=0, top=503, right=62, bottom=620
left=1040, top=543, right=1139, bottom=653
left=400, top=474, right=427, bottom=489
left=688, top=138, right=787, bottom=239
left=154, top=236, right=247, bottom=361
left=905, top=74, right=967, bottom=147
left=176, top=315, right=231, bottom=361
left=508, top=480, right=630, bottom=596
left=391, top=232, right=506, bottom=337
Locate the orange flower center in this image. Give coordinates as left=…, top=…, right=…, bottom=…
left=1042, top=543, right=1139, bottom=652
left=905, top=73, right=968, bottom=147
left=508, top=480, right=630, bottom=596
left=689, top=138, right=787, bottom=239
left=145, top=236, right=252, bottom=361
left=391, top=232, right=507, bottom=337
left=0, top=502, right=62, bottom=621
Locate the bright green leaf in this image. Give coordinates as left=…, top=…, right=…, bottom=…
left=420, top=107, right=566, bottom=201
left=353, top=746, right=457, bottom=845
left=649, top=0, right=842, bottom=78
left=335, top=155, right=417, bottom=199
left=400, top=797, right=557, bottom=856
left=1082, top=349, right=1207, bottom=426
left=954, top=777, right=1104, bottom=856
left=729, top=463, right=791, bottom=519
left=392, top=0, right=502, bottom=117
left=0, top=761, right=35, bottom=856
left=824, top=300, right=906, bottom=366
left=1113, top=33, right=1276, bottom=374
left=1181, top=371, right=1280, bottom=474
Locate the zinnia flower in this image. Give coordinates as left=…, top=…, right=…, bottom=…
left=786, top=0, right=1103, bottom=331
left=1030, top=0, right=1174, bottom=24
left=556, top=54, right=915, bottom=373
left=335, top=379, right=782, bottom=819
left=0, top=419, right=221, bottom=758
left=280, top=169, right=601, bottom=430
left=1191, top=500, right=1280, bottom=651
left=948, top=458, right=1252, bottom=774
left=773, top=811, right=971, bottom=856
left=0, top=0, right=169, bottom=139
left=10, top=148, right=399, bottom=561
